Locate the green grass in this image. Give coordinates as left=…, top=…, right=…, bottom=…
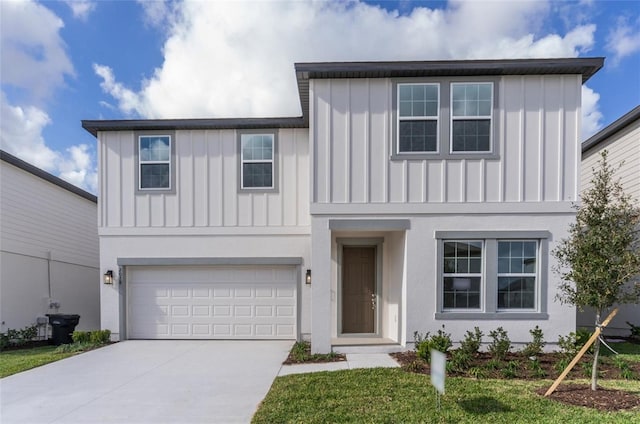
left=0, top=346, right=75, bottom=378
left=601, top=342, right=640, bottom=361
left=253, top=368, right=640, bottom=423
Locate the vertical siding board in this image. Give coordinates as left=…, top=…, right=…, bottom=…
left=407, top=161, right=424, bottom=202
left=538, top=78, right=546, bottom=202
left=563, top=75, right=580, bottom=202
left=314, top=80, right=331, bottom=204
left=557, top=78, right=566, bottom=201
left=543, top=78, right=561, bottom=201
left=369, top=80, right=388, bottom=203
left=105, top=132, right=122, bottom=227
left=446, top=161, right=463, bottom=202
left=120, top=132, right=135, bottom=227
left=388, top=160, right=405, bottom=202
left=253, top=194, right=267, bottom=226
left=193, top=131, right=208, bottom=226
left=524, top=76, right=542, bottom=202
left=208, top=131, right=223, bottom=226
left=503, top=77, right=522, bottom=202
left=427, top=161, right=443, bottom=202
left=222, top=130, right=238, bottom=226
left=178, top=132, right=194, bottom=227
left=330, top=80, right=349, bottom=203
left=484, top=160, right=501, bottom=202
left=281, top=129, right=296, bottom=226
left=349, top=80, right=368, bottom=203
left=297, top=129, right=310, bottom=226
left=466, top=160, right=483, bottom=202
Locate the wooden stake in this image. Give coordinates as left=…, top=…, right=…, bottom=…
left=544, top=307, right=618, bottom=397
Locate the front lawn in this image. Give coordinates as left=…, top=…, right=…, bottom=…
left=0, top=345, right=74, bottom=378
left=253, top=368, right=640, bottom=423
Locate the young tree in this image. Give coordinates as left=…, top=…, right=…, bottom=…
left=554, top=150, right=640, bottom=391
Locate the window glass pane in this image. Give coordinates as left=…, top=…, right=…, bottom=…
left=399, top=101, right=412, bottom=117
left=443, top=277, right=481, bottom=309
left=398, top=121, right=437, bottom=152
left=399, top=85, right=412, bottom=101
left=498, top=277, right=535, bottom=309
left=452, top=83, right=492, bottom=118
left=398, top=84, right=438, bottom=118
left=243, top=163, right=273, bottom=188
left=140, top=136, right=170, bottom=162
left=140, top=164, right=170, bottom=189
left=469, top=258, right=481, bottom=273
left=451, top=120, right=491, bottom=152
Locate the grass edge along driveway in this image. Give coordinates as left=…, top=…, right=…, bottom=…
left=0, top=346, right=75, bottom=378
left=252, top=368, right=640, bottom=424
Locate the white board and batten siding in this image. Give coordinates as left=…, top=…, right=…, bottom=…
left=128, top=265, right=297, bottom=339
left=310, top=75, right=582, bottom=207
left=1, top=158, right=100, bottom=331
left=99, top=128, right=310, bottom=231
left=581, top=118, right=640, bottom=202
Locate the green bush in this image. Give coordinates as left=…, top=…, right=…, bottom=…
left=488, top=327, right=511, bottom=361
left=459, top=327, right=483, bottom=355
left=414, top=326, right=452, bottom=362
left=90, top=330, right=111, bottom=344
left=557, top=328, right=593, bottom=357
left=448, top=349, right=472, bottom=372
left=72, top=331, right=91, bottom=343
left=522, top=325, right=546, bottom=357
left=627, top=321, right=640, bottom=341
left=0, top=325, right=38, bottom=349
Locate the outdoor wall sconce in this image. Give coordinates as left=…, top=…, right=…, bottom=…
left=305, top=269, right=312, bottom=285
left=103, top=270, right=114, bottom=285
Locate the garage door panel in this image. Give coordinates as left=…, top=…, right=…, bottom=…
left=128, top=266, right=297, bottom=340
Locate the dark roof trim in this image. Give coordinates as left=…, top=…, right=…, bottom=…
left=582, top=105, right=640, bottom=153
left=0, top=150, right=97, bottom=203
left=82, top=116, right=306, bottom=137
left=294, top=57, right=604, bottom=82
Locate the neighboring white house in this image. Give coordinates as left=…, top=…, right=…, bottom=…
left=0, top=150, right=100, bottom=334
left=82, top=57, right=604, bottom=353
left=578, top=105, right=640, bottom=337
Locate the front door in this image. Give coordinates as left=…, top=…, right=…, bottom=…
left=342, top=246, right=376, bottom=334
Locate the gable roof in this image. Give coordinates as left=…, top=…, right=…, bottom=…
left=83, top=57, right=604, bottom=136
left=582, top=105, right=640, bottom=153
left=0, top=150, right=97, bottom=203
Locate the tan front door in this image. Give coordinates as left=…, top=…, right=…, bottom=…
left=342, top=246, right=376, bottom=334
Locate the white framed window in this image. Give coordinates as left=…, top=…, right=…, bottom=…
left=138, top=135, right=171, bottom=190
left=442, top=241, right=483, bottom=310
left=497, top=240, right=538, bottom=310
left=397, top=83, right=439, bottom=153
left=240, top=133, right=275, bottom=190
left=435, top=231, right=548, bottom=320
left=451, top=82, right=493, bottom=153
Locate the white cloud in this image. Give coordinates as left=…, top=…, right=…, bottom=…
left=606, top=15, right=640, bottom=65
left=581, top=85, right=603, bottom=140
left=0, top=1, right=96, bottom=193
left=64, top=0, right=96, bottom=21
left=136, top=0, right=174, bottom=29
left=95, top=0, right=598, bottom=122
left=0, top=0, right=74, bottom=102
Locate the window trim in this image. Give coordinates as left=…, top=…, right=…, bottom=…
left=237, top=130, right=279, bottom=193
left=134, top=130, right=176, bottom=195
left=450, top=82, right=494, bottom=154
left=396, top=82, right=440, bottom=155
left=434, top=231, right=549, bottom=320
left=391, top=77, right=500, bottom=161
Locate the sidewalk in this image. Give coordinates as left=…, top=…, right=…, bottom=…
left=278, top=353, right=400, bottom=376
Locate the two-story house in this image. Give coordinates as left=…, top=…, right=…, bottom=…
left=83, top=57, right=603, bottom=353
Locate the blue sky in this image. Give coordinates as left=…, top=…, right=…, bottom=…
left=1, top=0, right=639, bottom=193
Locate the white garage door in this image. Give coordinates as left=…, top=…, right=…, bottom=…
left=128, top=265, right=297, bottom=339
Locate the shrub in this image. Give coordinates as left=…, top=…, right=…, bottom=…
left=72, top=331, right=91, bottom=343
left=522, top=325, right=546, bottom=357
left=627, top=321, right=640, bottom=341
left=488, top=327, right=511, bottom=361
left=90, top=330, right=111, bottom=344
left=414, top=326, right=452, bottom=362
left=468, top=367, right=487, bottom=379
left=557, top=329, right=593, bottom=358
left=449, top=349, right=472, bottom=372
left=502, top=360, right=519, bottom=378
left=0, top=325, right=38, bottom=349
left=459, top=327, right=483, bottom=355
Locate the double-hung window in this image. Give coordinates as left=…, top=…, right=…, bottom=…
left=436, top=231, right=548, bottom=319
left=397, top=83, right=439, bottom=153
left=240, top=133, right=275, bottom=190
left=443, top=241, right=482, bottom=310
left=138, top=135, right=172, bottom=190
left=451, top=82, right=493, bottom=153
left=497, top=241, right=537, bottom=310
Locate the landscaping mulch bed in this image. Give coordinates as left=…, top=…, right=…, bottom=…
left=283, top=341, right=346, bottom=365
left=391, top=350, right=640, bottom=411
left=536, top=384, right=640, bottom=411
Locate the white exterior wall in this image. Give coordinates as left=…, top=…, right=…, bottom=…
left=310, top=75, right=581, bottom=207
left=0, top=161, right=100, bottom=332
left=97, top=128, right=311, bottom=340
left=579, top=117, right=640, bottom=335
left=99, top=128, right=309, bottom=231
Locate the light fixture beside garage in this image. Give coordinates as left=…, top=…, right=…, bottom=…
left=305, top=269, right=312, bottom=285
left=103, top=270, right=114, bottom=285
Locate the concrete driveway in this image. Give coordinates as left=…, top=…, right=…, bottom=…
left=1, top=340, right=293, bottom=424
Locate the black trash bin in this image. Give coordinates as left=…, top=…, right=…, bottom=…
left=47, top=314, right=81, bottom=345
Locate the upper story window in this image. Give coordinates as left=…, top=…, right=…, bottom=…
left=451, top=82, right=493, bottom=153
left=392, top=79, right=498, bottom=160
left=138, top=135, right=172, bottom=190
left=397, top=83, right=439, bottom=153
left=239, top=132, right=277, bottom=191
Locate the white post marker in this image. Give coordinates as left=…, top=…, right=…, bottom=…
left=431, top=349, right=446, bottom=409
